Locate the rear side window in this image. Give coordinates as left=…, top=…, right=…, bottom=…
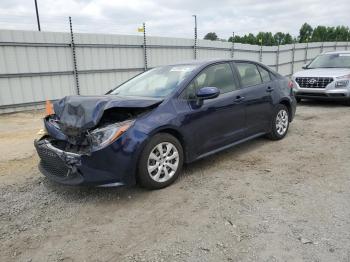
left=257, top=65, right=271, bottom=83
left=236, top=63, right=263, bottom=87
left=181, top=63, right=238, bottom=99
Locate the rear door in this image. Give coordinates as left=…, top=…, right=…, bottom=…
left=177, top=62, right=246, bottom=157
left=233, top=62, right=274, bottom=136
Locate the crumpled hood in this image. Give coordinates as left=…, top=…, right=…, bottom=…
left=53, top=95, right=162, bottom=135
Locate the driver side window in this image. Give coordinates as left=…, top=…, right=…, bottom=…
left=181, top=63, right=237, bottom=100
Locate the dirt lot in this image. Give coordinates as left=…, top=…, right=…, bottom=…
left=1, top=101, right=350, bottom=262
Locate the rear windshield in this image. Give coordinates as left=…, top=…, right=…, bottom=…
left=308, top=53, right=350, bottom=69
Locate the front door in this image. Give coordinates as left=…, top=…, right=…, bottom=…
left=177, top=62, right=246, bottom=158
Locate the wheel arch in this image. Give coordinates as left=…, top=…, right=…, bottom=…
left=147, top=126, right=188, bottom=163
left=278, top=99, right=292, bottom=121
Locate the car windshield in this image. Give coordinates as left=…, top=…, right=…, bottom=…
left=110, top=65, right=197, bottom=98
left=308, top=53, right=350, bottom=69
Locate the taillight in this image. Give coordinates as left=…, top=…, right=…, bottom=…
left=288, top=80, right=294, bottom=88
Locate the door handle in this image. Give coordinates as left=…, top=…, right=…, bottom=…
left=266, top=86, right=274, bottom=92
left=234, top=96, right=245, bottom=103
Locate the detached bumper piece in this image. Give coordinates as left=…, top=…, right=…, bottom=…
left=34, top=139, right=84, bottom=185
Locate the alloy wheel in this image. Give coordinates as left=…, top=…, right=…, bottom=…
left=147, top=142, right=179, bottom=183
left=276, top=109, right=289, bottom=136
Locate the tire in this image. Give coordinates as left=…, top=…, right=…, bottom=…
left=137, top=133, right=184, bottom=189
left=296, top=97, right=302, bottom=103
left=267, top=104, right=290, bottom=140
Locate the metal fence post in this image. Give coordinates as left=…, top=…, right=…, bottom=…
left=276, top=45, right=280, bottom=72
left=193, top=15, right=197, bottom=60
left=231, top=32, right=235, bottom=58
left=304, top=40, right=309, bottom=64
left=347, top=37, right=349, bottom=50
left=291, top=42, right=296, bottom=75
left=259, top=43, right=263, bottom=62
left=334, top=40, right=337, bottom=50
left=320, top=42, right=324, bottom=53
left=142, top=22, right=148, bottom=71
left=69, top=16, right=80, bottom=95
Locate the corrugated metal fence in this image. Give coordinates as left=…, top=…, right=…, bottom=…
left=0, top=29, right=349, bottom=113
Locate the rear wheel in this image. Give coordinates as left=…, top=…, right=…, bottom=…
left=267, top=104, right=290, bottom=140
left=137, top=133, right=183, bottom=189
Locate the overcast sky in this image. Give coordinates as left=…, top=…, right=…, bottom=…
left=0, top=0, right=349, bottom=39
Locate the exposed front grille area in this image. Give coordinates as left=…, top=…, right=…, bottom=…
left=295, top=77, right=333, bottom=88
left=36, top=143, right=69, bottom=178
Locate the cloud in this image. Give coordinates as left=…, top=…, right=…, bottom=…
left=0, top=0, right=349, bottom=40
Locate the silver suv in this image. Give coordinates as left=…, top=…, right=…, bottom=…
left=292, top=51, right=350, bottom=104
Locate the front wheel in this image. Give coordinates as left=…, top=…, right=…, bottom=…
left=267, top=104, right=290, bottom=140
left=137, top=133, right=183, bottom=189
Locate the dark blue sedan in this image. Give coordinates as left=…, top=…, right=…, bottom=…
left=35, top=59, right=296, bottom=189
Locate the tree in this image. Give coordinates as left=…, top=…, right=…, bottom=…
left=299, top=23, right=313, bottom=43
left=226, top=23, right=350, bottom=46
left=204, top=32, right=218, bottom=41
left=274, top=32, right=285, bottom=45
left=311, top=26, right=327, bottom=42
left=334, top=26, right=350, bottom=41
left=256, top=32, right=276, bottom=46
left=283, top=33, right=293, bottom=44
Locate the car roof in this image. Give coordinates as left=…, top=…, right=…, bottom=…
left=323, top=50, right=350, bottom=55
left=167, top=58, right=265, bottom=67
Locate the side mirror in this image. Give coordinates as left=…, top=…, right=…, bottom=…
left=196, top=87, right=220, bottom=100
left=302, top=64, right=309, bottom=70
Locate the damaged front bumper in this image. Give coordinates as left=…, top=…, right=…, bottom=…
left=35, top=138, right=84, bottom=185
left=34, top=132, right=147, bottom=186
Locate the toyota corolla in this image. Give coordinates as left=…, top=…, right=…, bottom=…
left=35, top=59, right=296, bottom=189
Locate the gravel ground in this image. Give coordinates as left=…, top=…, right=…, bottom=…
left=1, top=101, right=350, bottom=262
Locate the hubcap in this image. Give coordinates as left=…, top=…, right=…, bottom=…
left=276, top=109, right=289, bottom=136
left=147, top=142, right=179, bottom=183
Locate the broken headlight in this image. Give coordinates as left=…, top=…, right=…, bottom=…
left=88, top=120, right=135, bottom=150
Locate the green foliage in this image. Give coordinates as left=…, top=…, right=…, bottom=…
left=204, top=32, right=218, bottom=41
left=299, top=23, right=313, bottom=43
left=223, top=23, right=350, bottom=46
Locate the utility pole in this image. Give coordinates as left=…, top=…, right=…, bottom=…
left=193, top=15, right=197, bottom=60
left=34, top=0, right=41, bottom=31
